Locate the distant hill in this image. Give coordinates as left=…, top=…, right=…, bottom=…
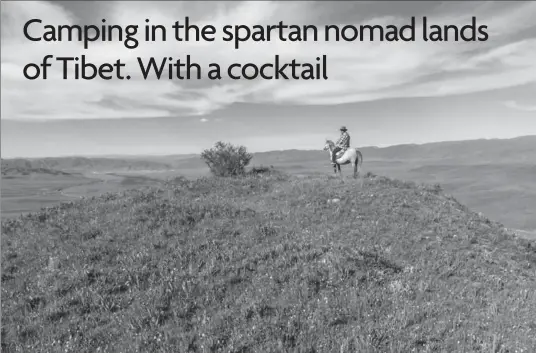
left=3, top=136, right=535, bottom=172
left=250, top=135, right=536, bottom=165
left=359, top=135, right=536, bottom=163
left=158, top=135, right=536, bottom=168
left=1, top=159, right=75, bottom=177
left=1, top=156, right=174, bottom=173
left=162, top=135, right=536, bottom=174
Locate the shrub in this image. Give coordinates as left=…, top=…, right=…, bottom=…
left=249, top=165, right=272, bottom=175
left=201, top=141, right=253, bottom=177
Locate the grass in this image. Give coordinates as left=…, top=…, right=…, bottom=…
left=2, top=171, right=536, bottom=353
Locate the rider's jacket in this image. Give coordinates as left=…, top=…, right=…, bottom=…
left=336, top=132, right=350, bottom=149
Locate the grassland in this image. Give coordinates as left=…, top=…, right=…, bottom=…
left=1, top=171, right=96, bottom=219
left=1, top=172, right=169, bottom=220
left=2, top=171, right=536, bottom=352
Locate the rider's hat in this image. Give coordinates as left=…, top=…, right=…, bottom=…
left=340, top=126, right=347, bottom=131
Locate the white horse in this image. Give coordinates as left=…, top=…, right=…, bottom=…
left=323, top=140, right=363, bottom=178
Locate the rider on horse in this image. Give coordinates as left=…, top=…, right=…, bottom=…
left=332, top=126, right=350, bottom=164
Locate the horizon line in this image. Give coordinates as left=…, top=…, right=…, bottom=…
left=2, top=135, right=535, bottom=160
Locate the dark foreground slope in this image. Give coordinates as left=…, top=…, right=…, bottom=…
left=2, top=172, right=536, bottom=353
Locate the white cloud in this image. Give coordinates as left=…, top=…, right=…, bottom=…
left=1, top=1, right=536, bottom=120
left=504, top=100, right=536, bottom=112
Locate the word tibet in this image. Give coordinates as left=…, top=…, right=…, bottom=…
left=23, top=55, right=128, bottom=80
left=137, top=55, right=329, bottom=80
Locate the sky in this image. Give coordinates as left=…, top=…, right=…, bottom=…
left=1, top=1, right=536, bottom=158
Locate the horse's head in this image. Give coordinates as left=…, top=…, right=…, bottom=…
left=323, top=139, right=334, bottom=151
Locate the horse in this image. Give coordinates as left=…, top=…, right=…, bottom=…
left=323, top=140, right=363, bottom=178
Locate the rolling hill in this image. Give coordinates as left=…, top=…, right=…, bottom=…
left=2, top=171, right=536, bottom=352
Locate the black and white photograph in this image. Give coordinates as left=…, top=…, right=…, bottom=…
left=1, top=1, right=536, bottom=352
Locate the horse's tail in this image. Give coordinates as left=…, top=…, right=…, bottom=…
left=353, top=149, right=363, bottom=177
left=356, top=149, right=363, bottom=166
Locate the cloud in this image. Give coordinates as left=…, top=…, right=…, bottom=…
left=504, top=100, right=536, bottom=112
left=1, top=1, right=536, bottom=121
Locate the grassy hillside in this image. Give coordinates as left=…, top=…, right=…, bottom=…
left=159, top=139, right=536, bottom=232
left=2, top=136, right=536, bottom=233
left=2, top=172, right=536, bottom=353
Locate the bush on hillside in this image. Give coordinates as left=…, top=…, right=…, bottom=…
left=201, top=141, right=253, bottom=177
left=248, top=165, right=274, bottom=175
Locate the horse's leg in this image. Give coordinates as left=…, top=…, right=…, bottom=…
left=353, top=160, right=357, bottom=179
left=338, top=164, right=343, bottom=179
left=358, top=151, right=363, bottom=176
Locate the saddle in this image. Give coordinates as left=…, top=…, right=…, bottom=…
left=334, top=147, right=348, bottom=159
left=334, top=150, right=345, bottom=159
left=331, top=147, right=348, bottom=164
